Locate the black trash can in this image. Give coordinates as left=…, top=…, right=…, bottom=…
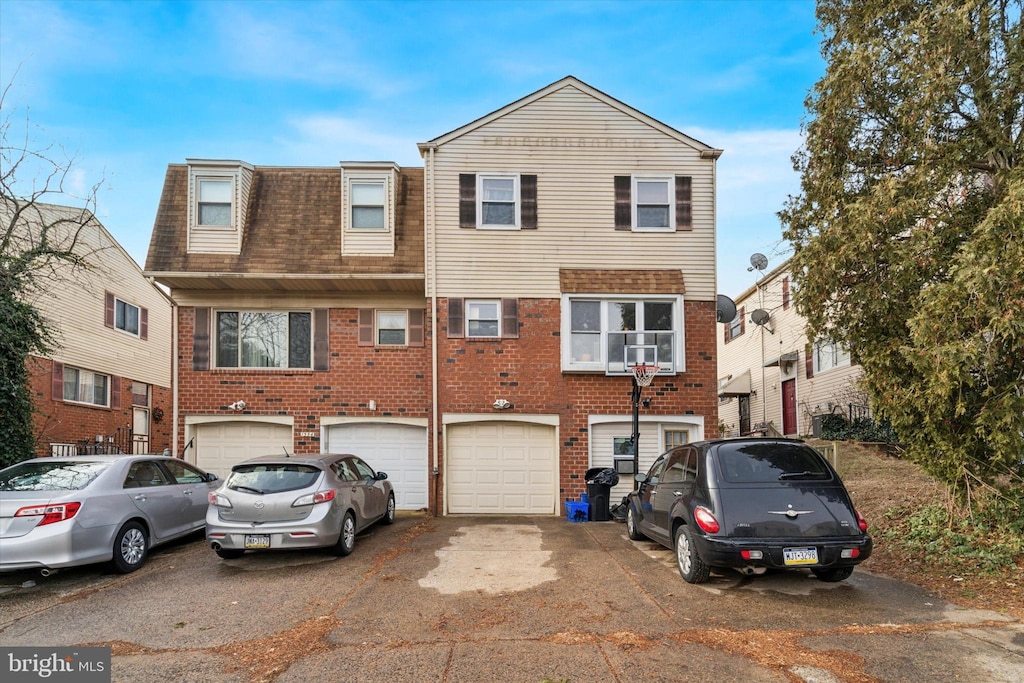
left=584, top=467, right=619, bottom=522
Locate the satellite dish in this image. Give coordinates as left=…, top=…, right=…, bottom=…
left=750, top=309, right=771, bottom=326
left=716, top=294, right=737, bottom=324
left=749, top=253, right=768, bottom=271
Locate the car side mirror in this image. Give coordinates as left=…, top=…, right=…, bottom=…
left=375, top=471, right=388, bottom=480
left=206, top=473, right=219, bottom=482
left=634, top=473, right=647, bottom=484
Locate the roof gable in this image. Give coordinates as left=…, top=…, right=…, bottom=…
left=420, top=76, right=720, bottom=156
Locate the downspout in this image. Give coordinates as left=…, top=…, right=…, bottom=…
left=423, top=143, right=441, bottom=515
left=172, top=301, right=179, bottom=460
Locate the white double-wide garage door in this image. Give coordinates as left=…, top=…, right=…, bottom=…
left=193, top=420, right=428, bottom=511
left=447, top=421, right=557, bottom=514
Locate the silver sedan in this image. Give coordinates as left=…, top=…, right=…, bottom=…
left=0, top=455, right=219, bottom=575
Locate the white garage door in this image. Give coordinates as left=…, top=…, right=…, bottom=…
left=447, top=422, right=556, bottom=514
left=328, top=423, right=428, bottom=511
left=194, top=422, right=293, bottom=479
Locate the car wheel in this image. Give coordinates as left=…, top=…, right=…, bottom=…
left=215, top=548, right=245, bottom=560
left=332, top=512, right=356, bottom=557
left=675, top=525, right=710, bottom=584
left=112, top=521, right=148, bottom=574
left=626, top=506, right=645, bottom=541
left=382, top=493, right=396, bottom=525
left=812, top=566, right=854, bottom=582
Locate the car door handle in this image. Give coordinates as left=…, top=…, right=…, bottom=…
left=183, top=490, right=193, bottom=495
left=133, top=495, right=146, bottom=501
left=673, top=491, right=683, bottom=497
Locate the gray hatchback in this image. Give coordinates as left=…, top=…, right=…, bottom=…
left=206, top=453, right=394, bottom=559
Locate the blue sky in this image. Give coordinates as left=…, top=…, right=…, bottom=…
left=1, top=0, right=822, bottom=296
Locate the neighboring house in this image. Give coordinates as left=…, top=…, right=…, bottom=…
left=145, top=76, right=723, bottom=515
left=717, top=257, right=864, bottom=439
left=14, top=203, right=174, bottom=457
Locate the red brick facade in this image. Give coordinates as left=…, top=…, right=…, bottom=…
left=29, top=356, right=172, bottom=457
left=437, top=298, right=719, bottom=504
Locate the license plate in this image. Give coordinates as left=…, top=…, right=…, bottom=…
left=783, top=547, right=818, bottom=565
left=244, top=534, right=270, bottom=549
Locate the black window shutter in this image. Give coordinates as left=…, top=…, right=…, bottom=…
left=459, top=174, right=476, bottom=228
left=448, top=298, right=464, bottom=338
left=614, top=176, right=631, bottom=230
left=520, top=175, right=537, bottom=229
left=408, top=308, right=425, bottom=347
left=357, top=309, right=374, bottom=347
left=193, top=307, right=210, bottom=371
left=313, top=308, right=329, bottom=371
left=675, top=176, right=692, bottom=231
left=501, top=299, right=519, bottom=339
left=140, top=307, right=149, bottom=340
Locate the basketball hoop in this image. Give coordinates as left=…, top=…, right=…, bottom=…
left=630, top=364, right=660, bottom=387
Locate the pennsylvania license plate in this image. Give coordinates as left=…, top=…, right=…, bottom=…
left=783, top=547, right=818, bottom=565
left=244, top=534, right=271, bottom=549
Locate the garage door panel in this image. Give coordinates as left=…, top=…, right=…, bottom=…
left=196, top=422, right=294, bottom=480
left=447, top=422, right=555, bottom=514
left=328, top=423, right=427, bottom=511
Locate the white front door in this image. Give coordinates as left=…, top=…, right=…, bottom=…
left=132, top=407, right=150, bottom=454
left=447, top=422, right=556, bottom=514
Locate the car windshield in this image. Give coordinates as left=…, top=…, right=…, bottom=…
left=716, top=443, right=832, bottom=483
left=226, top=464, right=321, bottom=494
left=0, top=461, right=111, bottom=491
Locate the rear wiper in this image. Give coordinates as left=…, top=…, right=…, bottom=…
left=231, top=485, right=263, bottom=494
left=778, top=471, right=822, bottom=480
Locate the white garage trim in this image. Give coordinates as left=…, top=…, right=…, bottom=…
left=326, top=421, right=428, bottom=511
left=443, top=416, right=559, bottom=515
left=190, top=419, right=294, bottom=480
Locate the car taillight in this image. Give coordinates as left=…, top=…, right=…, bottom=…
left=694, top=506, right=720, bottom=533
left=856, top=510, right=868, bottom=532
left=208, top=492, right=233, bottom=508
left=292, top=489, right=337, bottom=507
left=15, top=502, right=82, bottom=526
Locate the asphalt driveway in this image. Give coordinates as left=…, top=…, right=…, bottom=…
left=1, top=513, right=1022, bottom=682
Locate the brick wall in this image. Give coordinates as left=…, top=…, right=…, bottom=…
left=438, top=298, right=719, bottom=504
left=28, top=356, right=173, bottom=457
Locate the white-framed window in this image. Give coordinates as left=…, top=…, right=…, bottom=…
left=814, top=340, right=851, bottom=374
left=478, top=174, right=520, bottom=229
left=63, top=367, right=109, bottom=407
left=728, top=313, right=742, bottom=341
left=376, top=310, right=408, bottom=345
left=664, top=429, right=690, bottom=449
left=562, top=295, right=683, bottom=373
left=632, top=176, right=674, bottom=231
left=466, top=300, right=501, bottom=337
left=215, top=310, right=312, bottom=369
left=197, top=177, right=233, bottom=227
left=114, top=298, right=140, bottom=336
left=350, top=180, right=387, bottom=229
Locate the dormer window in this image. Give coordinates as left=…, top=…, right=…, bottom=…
left=197, top=178, right=233, bottom=227
left=351, top=181, right=386, bottom=229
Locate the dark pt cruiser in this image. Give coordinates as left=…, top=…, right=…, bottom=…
left=626, top=438, right=872, bottom=583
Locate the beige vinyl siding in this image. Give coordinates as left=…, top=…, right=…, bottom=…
left=430, top=85, right=717, bottom=301
left=30, top=216, right=173, bottom=388
left=187, top=163, right=251, bottom=255
left=799, top=361, right=865, bottom=435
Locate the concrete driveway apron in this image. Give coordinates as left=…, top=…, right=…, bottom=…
left=1, top=514, right=1022, bottom=682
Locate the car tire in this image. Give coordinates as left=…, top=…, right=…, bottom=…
left=332, top=512, right=356, bottom=557
left=812, top=566, right=854, bottom=582
left=382, top=493, right=396, bottom=525
left=626, top=506, right=645, bottom=541
left=675, top=525, right=711, bottom=584
left=112, top=521, right=149, bottom=574
left=215, top=548, right=245, bottom=560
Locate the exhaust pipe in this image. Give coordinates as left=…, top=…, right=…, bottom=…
left=40, top=568, right=58, bottom=578
left=210, top=542, right=222, bottom=551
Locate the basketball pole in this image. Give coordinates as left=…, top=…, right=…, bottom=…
left=631, top=375, right=641, bottom=490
